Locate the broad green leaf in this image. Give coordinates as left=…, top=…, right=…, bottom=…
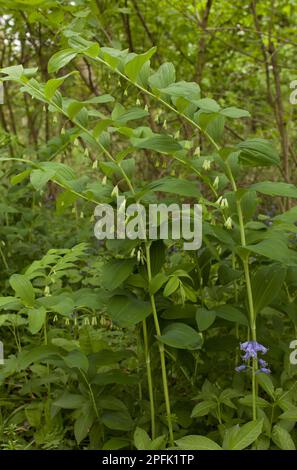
left=274, top=206, right=297, bottom=224
left=148, top=62, right=176, bottom=89
left=175, top=435, right=221, bottom=450
left=246, top=239, right=297, bottom=266
left=272, top=425, right=296, bottom=450
left=131, top=134, right=182, bottom=154
left=63, top=350, right=89, bottom=372
left=54, top=393, right=86, bottom=409
left=30, top=168, right=55, bottom=190
left=196, top=308, right=216, bottom=331
left=124, top=47, right=156, bottom=82
left=149, top=272, right=168, bottom=294
left=9, top=274, right=35, bottom=307
left=251, top=181, right=297, bottom=198
left=92, top=370, right=137, bottom=386
left=102, top=438, right=130, bottom=450
left=68, top=35, right=100, bottom=57
left=225, top=420, right=263, bottom=450
left=160, top=81, right=200, bottom=101
left=196, top=98, right=221, bottom=113
left=44, top=73, right=76, bottom=100
left=214, top=305, right=248, bottom=325
left=101, top=410, right=134, bottom=431
left=28, top=306, right=46, bottom=334
left=48, top=49, right=77, bottom=73
left=11, top=169, right=31, bottom=185
left=107, top=295, right=152, bottom=327
left=158, top=323, right=203, bottom=350
left=101, top=259, right=135, bottom=290
left=279, top=408, right=297, bottom=421
left=74, top=405, right=94, bottom=444
left=191, top=400, right=217, bottom=418
left=163, top=276, right=180, bottom=297
left=148, top=177, right=200, bottom=197
left=0, top=65, right=24, bottom=79
left=112, top=104, right=149, bottom=124
left=237, top=139, right=280, bottom=167
left=257, top=373, right=275, bottom=400
left=134, top=427, right=151, bottom=450
left=252, top=264, right=286, bottom=314
left=0, top=296, right=20, bottom=309
left=220, top=107, right=250, bottom=118
left=238, top=395, right=270, bottom=408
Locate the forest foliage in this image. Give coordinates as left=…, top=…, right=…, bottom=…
left=0, top=0, right=297, bottom=451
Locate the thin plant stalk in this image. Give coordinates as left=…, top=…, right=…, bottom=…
left=145, top=242, right=174, bottom=446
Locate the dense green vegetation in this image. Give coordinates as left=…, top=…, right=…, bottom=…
left=1, top=0, right=297, bottom=451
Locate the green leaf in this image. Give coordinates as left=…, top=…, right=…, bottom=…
left=252, top=264, right=286, bottom=314
left=148, top=62, right=176, bottom=89
left=158, top=323, right=203, bottom=350
left=257, top=373, right=275, bottom=400
left=11, top=169, right=31, bottom=185
left=191, top=400, right=217, bottom=418
left=0, top=65, right=24, bottom=79
left=92, top=370, right=137, bottom=386
left=107, top=296, right=152, bottom=327
left=74, top=405, right=94, bottom=444
left=44, top=73, right=76, bottom=100
left=101, top=410, right=134, bottom=431
left=148, top=177, right=200, bottom=197
left=279, top=407, right=297, bottom=421
left=214, top=305, right=248, bottom=325
left=134, top=427, right=151, bottom=450
left=251, top=181, right=297, bottom=198
left=101, top=259, right=135, bottom=290
left=124, top=47, right=156, bottom=82
left=246, top=239, right=297, bottom=266
left=196, top=308, right=216, bottom=331
left=131, top=134, right=182, bottom=154
left=238, top=395, right=270, bottom=408
left=9, top=274, right=35, bottom=307
left=102, top=438, right=129, bottom=450
left=112, top=105, right=149, bottom=124
left=237, top=139, right=280, bottom=167
left=196, top=98, right=221, bottom=113
left=272, top=425, right=296, bottom=450
left=225, top=420, right=263, bottom=450
left=175, top=435, right=222, bottom=450
left=160, top=81, right=200, bottom=101
left=54, top=393, right=86, bottom=409
left=30, top=168, right=56, bottom=190
left=220, top=107, right=250, bottom=118
left=48, top=49, right=77, bottom=73
left=149, top=272, right=168, bottom=294
left=28, top=306, right=46, bottom=334
left=163, top=276, right=180, bottom=297
left=64, top=350, right=89, bottom=372
left=0, top=296, right=20, bottom=309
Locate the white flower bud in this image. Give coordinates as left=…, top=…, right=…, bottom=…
left=202, top=159, right=211, bottom=171
left=224, top=216, right=233, bottom=229
left=221, top=198, right=229, bottom=208
left=213, top=176, right=219, bottom=190
left=111, top=185, right=119, bottom=198
left=194, top=146, right=200, bottom=157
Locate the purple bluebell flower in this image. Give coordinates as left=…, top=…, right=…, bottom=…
left=258, top=358, right=268, bottom=368
left=257, top=367, right=271, bottom=375
left=236, top=341, right=271, bottom=375
left=240, top=341, right=268, bottom=359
